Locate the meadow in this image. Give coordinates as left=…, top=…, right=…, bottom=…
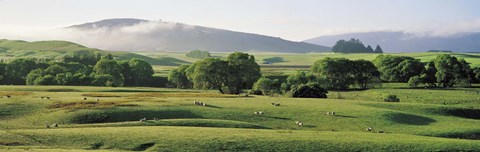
left=0, top=84, right=478, bottom=151
left=0, top=43, right=480, bottom=151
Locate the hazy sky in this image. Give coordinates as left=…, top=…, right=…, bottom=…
left=1, top=0, right=479, bottom=41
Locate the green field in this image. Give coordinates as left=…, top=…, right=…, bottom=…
left=0, top=85, right=478, bottom=151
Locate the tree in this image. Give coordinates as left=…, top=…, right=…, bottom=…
left=93, top=58, right=124, bottom=87
left=288, top=82, right=328, bottom=98
left=128, top=58, right=154, bottom=86
left=190, top=58, right=228, bottom=93
left=186, top=50, right=211, bottom=59
left=366, top=45, right=374, bottom=53
left=225, top=52, right=261, bottom=94
left=252, top=77, right=281, bottom=95
left=352, top=59, right=381, bottom=89
left=281, top=71, right=320, bottom=91
left=168, top=65, right=193, bottom=89
left=434, top=54, right=471, bottom=87
left=374, top=45, right=383, bottom=53
left=373, top=55, right=424, bottom=82
left=311, top=57, right=355, bottom=90
left=6, top=59, right=38, bottom=85
left=331, top=38, right=374, bottom=53
left=473, top=67, right=480, bottom=83
left=0, top=63, right=6, bottom=84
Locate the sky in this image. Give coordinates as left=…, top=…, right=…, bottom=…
left=0, top=0, right=479, bottom=41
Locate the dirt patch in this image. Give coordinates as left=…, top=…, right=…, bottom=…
left=47, top=88, right=80, bottom=92
left=0, top=141, right=24, bottom=146
left=0, top=91, right=30, bottom=96
left=81, top=93, right=122, bottom=97
left=48, top=101, right=118, bottom=109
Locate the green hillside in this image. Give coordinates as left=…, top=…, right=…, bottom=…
left=0, top=85, right=478, bottom=151
left=0, top=39, right=189, bottom=66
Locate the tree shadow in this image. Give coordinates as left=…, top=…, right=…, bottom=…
left=335, top=115, right=358, bottom=118
left=383, top=113, right=436, bottom=125
left=204, top=104, right=223, bottom=109
left=263, top=116, right=291, bottom=120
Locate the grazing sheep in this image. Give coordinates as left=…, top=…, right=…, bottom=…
left=258, top=111, right=264, bottom=115
left=52, top=123, right=58, bottom=128
left=140, top=118, right=147, bottom=122
left=194, top=101, right=199, bottom=105
left=84, top=97, right=87, bottom=100
left=366, top=127, right=373, bottom=132
left=254, top=112, right=259, bottom=115
left=201, top=102, right=206, bottom=106
left=298, top=122, right=303, bottom=127
left=332, top=112, right=336, bottom=116
left=295, top=121, right=301, bottom=124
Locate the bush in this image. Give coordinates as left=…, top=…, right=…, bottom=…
left=384, top=95, right=400, bottom=102
left=248, top=89, right=263, bottom=95
left=288, top=82, right=328, bottom=98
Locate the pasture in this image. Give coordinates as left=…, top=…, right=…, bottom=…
left=0, top=85, right=478, bottom=151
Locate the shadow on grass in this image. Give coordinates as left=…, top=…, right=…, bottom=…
left=383, top=112, right=436, bottom=125
left=335, top=115, right=358, bottom=118
left=263, top=116, right=291, bottom=120
left=69, top=109, right=202, bottom=124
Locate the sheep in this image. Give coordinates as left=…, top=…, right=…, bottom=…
left=326, top=112, right=330, bottom=115
left=366, top=127, right=373, bottom=132
left=298, top=122, right=303, bottom=127
left=140, top=117, right=147, bottom=122
left=258, top=111, right=264, bottom=115
left=45, top=124, right=50, bottom=128
left=194, top=101, right=199, bottom=105
left=254, top=111, right=259, bottom=115
left=295, top=121, right=301, bottom=124
left=52, top=123, right=58, bottom=128
left=327, top=112, right=336, bottom=116
left=201, top=102, right=206, bottom=106
left=332, top=112, right=336, bottom=116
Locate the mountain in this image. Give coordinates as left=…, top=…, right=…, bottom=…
left=65, top=18, right=330, bottom=53
left=304, top=31, right=480, bottom=52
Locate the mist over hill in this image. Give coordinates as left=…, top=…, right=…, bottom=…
left=66, top=18, right=330, bottom=53
left=305, top=31, right=480, bottom=52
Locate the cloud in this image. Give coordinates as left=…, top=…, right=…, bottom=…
left=405, top=18, right=480, bottom=37
left=0, top=20, right=196, bottom=51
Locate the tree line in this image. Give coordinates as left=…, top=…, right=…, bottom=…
left=0, top=51, right=155, bottom=87
left=332, top=38, right=383, bottom=53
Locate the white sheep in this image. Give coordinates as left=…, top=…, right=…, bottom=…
left=298, top=122, right=303, bottom=127
left=140, top=117, right=147, bottom=122
left=258, top=111, right=264, bottom=115
left=254, top=111, right=259, bottom=115
left=201, top=102, right=206, bottom=106
left=366, top=127, right=373, bottom=132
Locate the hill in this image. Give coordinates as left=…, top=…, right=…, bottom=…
left=66, top=18, right=331, bottom=53
left=304, top=31, right=480, bottom=52
left=0, top=39, right=189, bottom=66
left=0, top=85, right=478, bottom=151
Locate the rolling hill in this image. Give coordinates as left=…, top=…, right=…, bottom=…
left=0, top=39, right=189, bottom=66
left=304, top=31, right=480, bottom=52
left=66, top=18, right=331, bottom=53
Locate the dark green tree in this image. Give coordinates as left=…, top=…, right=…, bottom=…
left=352, top=59, right=381, bottom=89
left=6, top=59, right=38, bottom=85
left=128, top=58, right=154, bottom=86
left=311, top=57, right=355, bottom=90
left=168, top=65, right=193, bottom=89
left=374, top=45, right=383, bottom=53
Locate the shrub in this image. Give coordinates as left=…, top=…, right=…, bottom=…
left=288, top=82, right=328, bottom=98
left=384, top=95, right=400, bottom=102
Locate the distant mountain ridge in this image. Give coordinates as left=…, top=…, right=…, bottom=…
left=66, top=18, right=330, bottom=53
left=304, top=31, right=480, bottom=52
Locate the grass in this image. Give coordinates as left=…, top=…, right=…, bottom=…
left=0, top=85, right=478, bottom=151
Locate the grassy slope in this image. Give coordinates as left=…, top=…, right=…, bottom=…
left=0, top=85, right=478, bottom=151
left=0, top=39, right=189, bottom=66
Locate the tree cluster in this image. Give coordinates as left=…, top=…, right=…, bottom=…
left=0, top=51, right=154, bottom=87
left=373, top=55, right=424, bottom=82
left=332, top=38, right=383, bottom=53
left=311, top=58, right=381, bottom=90
left=407, top=54, right=477, bottom=88
left=185, top=50, right=211, bottom=59
left=169, top=52, right=261, bottom=94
